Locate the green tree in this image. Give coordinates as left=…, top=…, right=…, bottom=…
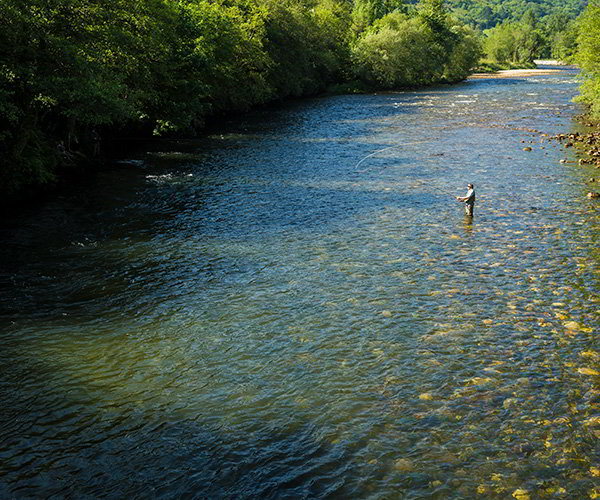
left=352, top=14, right=445, bottom=88
left=352, top=4, right=481, bottom=89
left=177, top=1, right=272, bottom=122
left=443, top=23, right=483, bottom=82
left=444, top=0, right=585, bottom=30
left=262, top=0, right=350, bottom=98
left=574, top=0, right=600, bottom=119
left=418, top=0, right=459, bottom=52
left=0, top=0, right=139, bottom=192
left=484, top=20, right=544, bottom=64
left=522, top=6, right=538, bottom=29
left=544, top=10, right=571, bottom=34
left=352, top=0, right=405, bottom=33
left=551, top=19, right=578, bottom=62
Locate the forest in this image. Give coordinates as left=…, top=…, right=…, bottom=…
left=0, top=0, right=596, bottom=199
left=445, top=0, right=584, bottom=30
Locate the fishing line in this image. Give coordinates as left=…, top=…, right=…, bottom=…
left=353, top=124, right=458, bottom=172
left=353, top=138, right=439, bottom=172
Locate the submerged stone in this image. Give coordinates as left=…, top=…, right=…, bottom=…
left=512, top=488, right=531, bottom=500
left=577, top=367, right=599, bottom=376
left=394, top=458, right=414, bottom=472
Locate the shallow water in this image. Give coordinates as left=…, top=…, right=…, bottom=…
left=1, top=66, right=599, bottom=499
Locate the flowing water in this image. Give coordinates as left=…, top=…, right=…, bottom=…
left=1, top=66, right=598, bottom=499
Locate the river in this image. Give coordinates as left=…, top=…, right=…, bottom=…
left=1, top=65, right=598, bottom=499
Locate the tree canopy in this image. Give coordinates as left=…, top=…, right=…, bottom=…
left=573, top=0, right=600, bottom=119
left=443, top=0, right=585, bottom=30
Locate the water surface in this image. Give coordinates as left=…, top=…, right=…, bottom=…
left=1, top=66, right=599, bottom=499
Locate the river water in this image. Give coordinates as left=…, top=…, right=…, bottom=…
left=1, top=66, right=598, bottom=499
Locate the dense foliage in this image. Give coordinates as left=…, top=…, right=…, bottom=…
left=352, top=4, right=481, bottom=87
left=0, top=0, right=484, bottom=198
left=574, top=0, right=600, bottom=119
left=479, top=2, right=584, bottom=64
left=445, top=0, right=585, bottom=30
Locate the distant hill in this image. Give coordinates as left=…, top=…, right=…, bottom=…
left=441, top=0, right=587, bottom=29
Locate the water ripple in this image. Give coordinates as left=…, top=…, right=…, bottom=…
left=1, top=69, right=599, bottom=498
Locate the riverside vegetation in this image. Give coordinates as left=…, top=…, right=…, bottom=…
left=0, top=0, right=592, bottom=199
left=549, top=0, right=600, bottom=195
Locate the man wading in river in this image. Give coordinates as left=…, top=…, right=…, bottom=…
left=456, top=183, right=475, bottom=216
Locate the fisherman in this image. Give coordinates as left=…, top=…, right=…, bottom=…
left=456, top=183, right=475, bottom=216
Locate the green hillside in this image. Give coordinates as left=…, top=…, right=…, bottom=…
left=445, top=0, right=587, bottom=29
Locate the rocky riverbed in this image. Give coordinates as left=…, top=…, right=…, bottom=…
left=547, top=120, right=600, bottom=196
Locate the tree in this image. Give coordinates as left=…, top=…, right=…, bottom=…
left=418, top=0, right=459, bottom=52
left=351, top=4, right=481, bottom=88
left=443, top=22, right=483, bottom=82
left=352, top=0, right=405, bottom=33
left=574, top=0, right=600, bottom=118
left=551, top=20, right=578, bottom=62
left=522, top=6, right=538, bottom=29
left=352, top=14, right=445, bottom=88
left=483, top=20, right=544, bottom=64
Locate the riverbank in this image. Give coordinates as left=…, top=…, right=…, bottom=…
left=469, top=59, right=573, bottom=79
left=548, top=117, right=600, bottom=196
left=469, top=60, right=568, bottom=79
left=469, top=68, right=564, bottom=79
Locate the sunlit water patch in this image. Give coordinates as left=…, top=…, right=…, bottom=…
left=1, top=68, right=599, bottom=499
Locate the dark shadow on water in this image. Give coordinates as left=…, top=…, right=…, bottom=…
left=0, top=150, right=440, bottom=322
left=0, top=352, right=365, bottom=500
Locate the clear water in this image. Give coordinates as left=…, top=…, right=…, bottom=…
left=1, top=66, right=599, bottom=499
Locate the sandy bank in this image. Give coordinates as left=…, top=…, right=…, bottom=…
left=468, top=60, right=573, bottom=79
left=468, top=68, right=563, bottom=79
